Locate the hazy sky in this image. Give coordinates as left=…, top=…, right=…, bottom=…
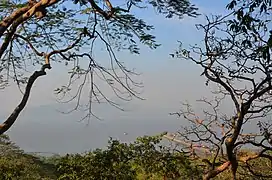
left=0, top=0, right=232, bottom=154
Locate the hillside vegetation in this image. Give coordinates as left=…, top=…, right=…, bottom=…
left=0, top=134, right=271, bottom=180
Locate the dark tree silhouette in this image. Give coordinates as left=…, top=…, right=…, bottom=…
left=167, top=0, right=272, bottom=179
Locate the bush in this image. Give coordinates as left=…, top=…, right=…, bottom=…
left=56, top=134, right=201, bottom=180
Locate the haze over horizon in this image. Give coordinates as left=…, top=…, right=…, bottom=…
left=0, top=0, right=231, bottom=154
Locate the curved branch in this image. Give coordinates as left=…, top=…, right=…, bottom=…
left=14, top=34, right=44, bottom=56
left=203, top=161, right=231, bottom=180
left=0, top=6, right=30, bottom=37
left=0, top=0, right=60, bottom=59
left=0, top=64, right=51, bottom=135
left=88, top=0, right=114, bottom=19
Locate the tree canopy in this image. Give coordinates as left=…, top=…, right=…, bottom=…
left=1, top=0, right=272, bottom=179
left=169, top=0, right=272, bottom=179
left=0, top=0, right=198, bottom=134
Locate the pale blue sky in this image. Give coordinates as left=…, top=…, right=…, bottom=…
left=0, top=0, right=236, bottom=154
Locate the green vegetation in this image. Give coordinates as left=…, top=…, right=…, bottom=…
left=0, top=134, right=201, bottom=180
left=170, top=0, right=272, bottom=179
left=1, top=134, right=271, bottom=180
left=0, top=135, right=57, bottom=179
left=0, top=0, right=272, bottom=179
left=56, top=135, right=197, bottom=180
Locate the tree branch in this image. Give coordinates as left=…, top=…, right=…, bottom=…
left=203, top=161, right=231, bottom=180
left=0, top=64, right=51, bottom=134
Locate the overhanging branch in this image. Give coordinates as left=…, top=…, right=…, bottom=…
left=0, top=64, right=51, bottom=135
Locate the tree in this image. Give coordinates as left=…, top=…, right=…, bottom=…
left=0, top=134, right=57, bottom=179
left=0, top=0, right=199, bottom=134
left=56, top=134, right=201, bottom=180
left=168, top=0, right=272, bottom=179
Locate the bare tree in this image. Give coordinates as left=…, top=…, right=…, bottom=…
left=167, top=0, right=272, bottom=179
left=0, top=0, right=199, bottom=134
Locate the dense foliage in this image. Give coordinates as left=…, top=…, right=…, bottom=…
left=56, top=134, right=200, bottom=180
left=0, top=0, right=272, bottom=179
left=0, top=134, right=57, bottom=179
left=1, top=134, right=271, bottom=180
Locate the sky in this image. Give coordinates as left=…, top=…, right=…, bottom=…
left=0, top=0, right=234, bottom=154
